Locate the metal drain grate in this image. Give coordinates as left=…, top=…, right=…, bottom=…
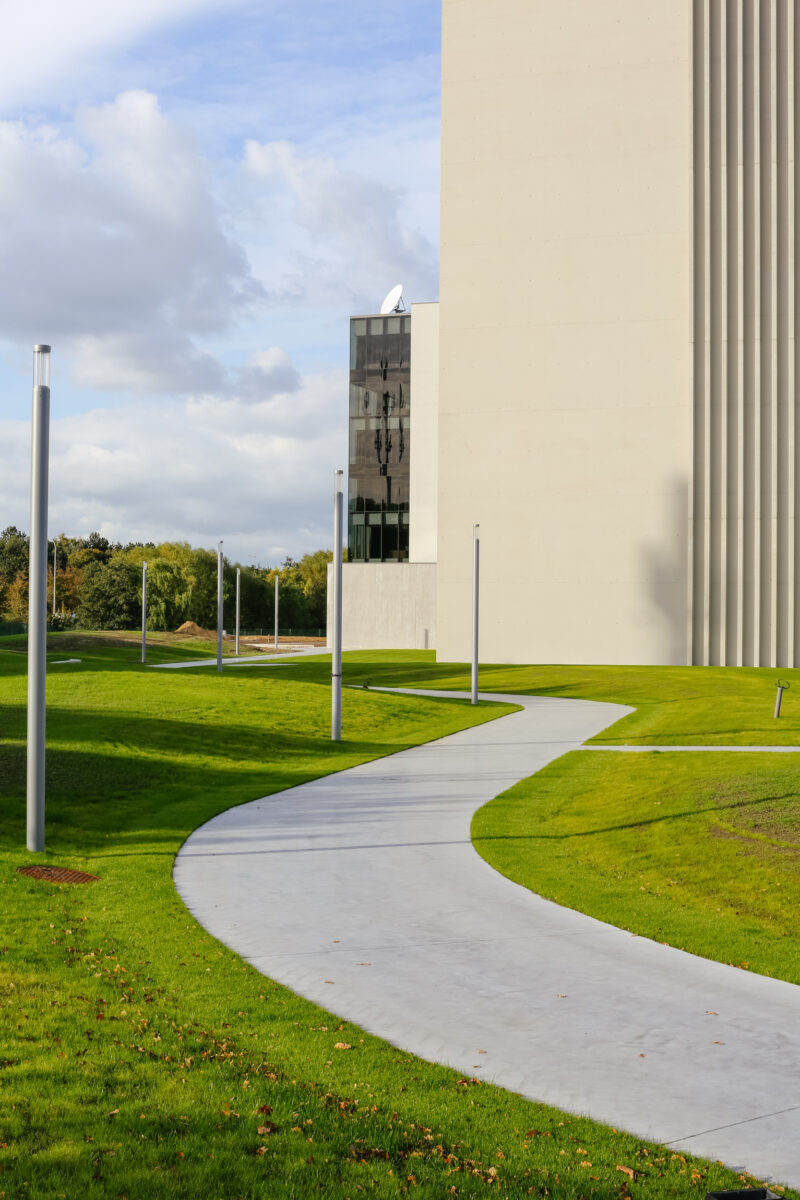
left=17, top=865, right=99, bottom=885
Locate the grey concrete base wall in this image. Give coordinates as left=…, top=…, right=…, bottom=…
left=326, top=562, right=437, bottom=651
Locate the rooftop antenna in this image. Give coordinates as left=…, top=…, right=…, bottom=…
left=379, top=283, right=405, bottom=315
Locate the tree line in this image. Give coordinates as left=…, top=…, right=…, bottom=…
left=0, top=526, right=332, bottom=633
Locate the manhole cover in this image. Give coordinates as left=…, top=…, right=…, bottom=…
left=17, top=865, right=99, bottom=885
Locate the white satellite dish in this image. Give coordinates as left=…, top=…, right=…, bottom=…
left=379, top=283, right=405, bottom=315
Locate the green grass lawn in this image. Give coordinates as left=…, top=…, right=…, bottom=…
left=472, top=749, right=800, bottom=983
left=338, top=659, right=800, bottom=746
left=1, top=638, right=796, bottom=1198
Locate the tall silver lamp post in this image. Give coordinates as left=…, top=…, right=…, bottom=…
left=235, top=567, right=241, bottom=657
left=217, top=541, right=224, bottom=673
left=331, top=469, right=344, bottom=740
left=141, top=560, right=148, bottom=663
left=52, top=539, right=57, bottom=620
left=27, top=345, right=51, bottom=853
left=471, top=523, right=480, bottom=705
left=274, top=575, right=279, bottom=649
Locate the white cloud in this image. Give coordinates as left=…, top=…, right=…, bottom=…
left=71, top=331, right=227, bottom=395
left=0, top=0, right=245, bottom=110
left=235, top=347, right=301, bottom=402
left=0, top=91, right=263, bottom=392
left=243, top=138, right=438, bottom=310
left=0, top=363, right=347, bottom=562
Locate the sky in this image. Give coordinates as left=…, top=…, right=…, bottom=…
left=0, top=0, right=441, bottom=565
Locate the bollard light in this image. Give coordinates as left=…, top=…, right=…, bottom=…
left=774, top=679, right=790, bottom=718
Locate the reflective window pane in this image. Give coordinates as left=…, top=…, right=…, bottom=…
left=348, top=313, right=411, bottom=561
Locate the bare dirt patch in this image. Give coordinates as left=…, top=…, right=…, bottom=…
left=175, top=621, right=216, bottom=640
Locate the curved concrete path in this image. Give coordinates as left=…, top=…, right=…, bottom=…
left=173, top=690, right=800, bottom=1188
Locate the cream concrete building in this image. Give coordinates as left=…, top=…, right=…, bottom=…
left=335, top=0, right=800, bottom=667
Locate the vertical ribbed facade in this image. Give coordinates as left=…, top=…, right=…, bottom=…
left=693, top=0, right=797, bottom=665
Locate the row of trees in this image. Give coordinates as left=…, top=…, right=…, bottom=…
left=0, top=527, right=332, bottom=633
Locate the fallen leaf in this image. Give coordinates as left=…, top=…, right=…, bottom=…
left=257, top=1105, right=273, bottom=1115
left=324, top=980, right=335, bottom=985
left=258, top=1123, right=278, bottom=1135
left=477, top=1049, right=487, bottom=1054
left=358, top=962, right=371, bottom=966
left=556, top=994, right=567, bottom=998
left=107, top=1109, right=119, bottom=1117
left=617, top=1165, right=634, bottom=1179
left=579, top=1161, right=592, bottom=1168
left=334, top=1042, right=352, bottom=1050
left=705, top=1010, right=718, bottom=1016
left=712, top=1040, right=725, bottom=1045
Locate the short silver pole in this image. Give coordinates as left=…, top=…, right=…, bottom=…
left=775, top=680, right=790, bottom=718
left=274, top=576, right=279, bottom=649
left=52, top=539, right=57, bottom=620
left=471, top=523, right=480, bottom=705
left=332, top=469, right=344, bottom=740
left=235, top=567, right=241, bottom=657
left=217, top=541, right=224, bottom=673
left=141, top=561, right=147, bottom=663
left=27, top=344, right=51, bottom=853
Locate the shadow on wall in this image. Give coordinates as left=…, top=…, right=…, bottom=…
left=641, top=475, right=690, bottom=666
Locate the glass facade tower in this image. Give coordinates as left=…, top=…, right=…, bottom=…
left=348, top=313, right=411, bottom=562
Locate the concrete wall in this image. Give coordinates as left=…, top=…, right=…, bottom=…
left=437, top=0, right=693, bottom=664
left=409, top=302, right=440, bottom=564
left=690, top=1, right=799, bottom=668
left=327, top=562, right=437, bottom=651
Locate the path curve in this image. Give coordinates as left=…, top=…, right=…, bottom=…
left=173, top=690, right=800, bottom=1187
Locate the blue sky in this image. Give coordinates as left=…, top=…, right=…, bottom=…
left=0, top=0, right=440, bottom=563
